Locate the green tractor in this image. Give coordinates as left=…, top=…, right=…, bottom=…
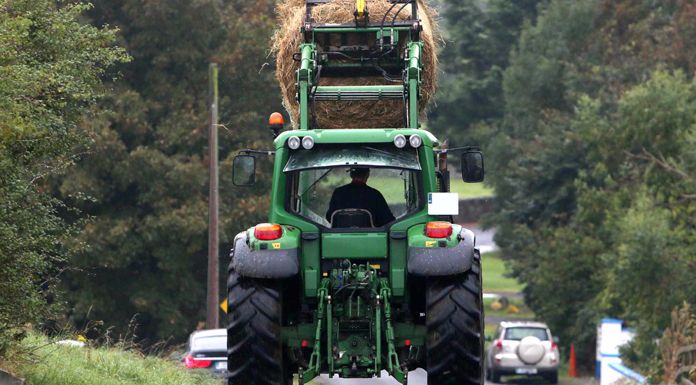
left=227, top=1, right=485, bottom=384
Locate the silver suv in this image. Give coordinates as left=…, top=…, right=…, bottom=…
left=485, top=321, right=559, bottom=384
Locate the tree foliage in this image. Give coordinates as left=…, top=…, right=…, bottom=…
left=0, top=0, right=126, bottom=354
left=485, top=0, right=696, bottom=369
left=55, top=0, right=282, bottom=343
left=429, top=0, right=545, bottom=143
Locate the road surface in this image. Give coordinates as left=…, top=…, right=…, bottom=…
left=303, top=370, right=594, bottom=385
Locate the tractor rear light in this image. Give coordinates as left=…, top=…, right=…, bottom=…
left=394, top=134, right=407, bottom=148
left=254, top=223, right=283, bottom=240
left=287, top=136, right=301, bottom=150
left=425, top=221, right=452, bottom=238
left=409, top=134, right=422, bottom=148
left=184, top=354, right=212, bottom=369
left=404, top=339, right=412, bottom=347
left=301, top=339, right=309, bottom=348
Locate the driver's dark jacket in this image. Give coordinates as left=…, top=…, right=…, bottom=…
left=325, top=182, right=395, bottom=227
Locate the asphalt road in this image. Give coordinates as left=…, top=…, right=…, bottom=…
left=304, top=370, right=593, bottom=385
left=309, top=369, right=426, bottom=384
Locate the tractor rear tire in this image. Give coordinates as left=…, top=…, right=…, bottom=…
left=227, top=271, right=292, bottom=385
left=426, top=256, right=484, bottom=385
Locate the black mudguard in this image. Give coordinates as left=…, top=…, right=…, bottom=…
left=229, top=233, right=299, bottom=279
left=407, top=228, right=476, bottom=276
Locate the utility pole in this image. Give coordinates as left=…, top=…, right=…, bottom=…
left=206, top=63, right=219, bottom=329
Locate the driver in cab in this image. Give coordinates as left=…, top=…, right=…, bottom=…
left=326, top=167, right=395, bottom=227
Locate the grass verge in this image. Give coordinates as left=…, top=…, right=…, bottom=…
left=481, top=252, right=523, bottom=293
left=5, top=333, right=219, bottom=385
left=449, top=180, right=494, bottom=199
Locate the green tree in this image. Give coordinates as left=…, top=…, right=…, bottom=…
left=56, top=0, right=282, bottom=342
left=486, top=0, right=696, bottom=369
left=429, top=0, right=545, bottom=144
left=0, top=0, right=126, bottom=354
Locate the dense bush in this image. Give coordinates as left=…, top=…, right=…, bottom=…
left=0, top=0, right=126, bottom=354
left=431, top=0, right=696, bottom=370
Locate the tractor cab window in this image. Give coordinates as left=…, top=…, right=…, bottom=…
left=285, top=145, right=422, bottom=229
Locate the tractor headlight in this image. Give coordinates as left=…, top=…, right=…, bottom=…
left=287, top=136, right=301, bottom=150
left=394, top=134, right=407, bottom=148
left=409, top=134, right=422, bottom=148
left=301, top=136, right=314, bottom=149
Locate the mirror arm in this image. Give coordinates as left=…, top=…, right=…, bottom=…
left=238, top=149, right=275, bottom=156
left=435, top=145, right=480, bottom=155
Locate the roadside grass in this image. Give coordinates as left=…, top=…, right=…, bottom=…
left=481, top=252, right=523, bottom=293
left=449, top=180, right=494, bottom=199
left=8, top=333, right=219, bottom=385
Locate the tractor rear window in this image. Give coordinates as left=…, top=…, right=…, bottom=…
left=504, top=327, right=549, bottom=341
left=287, top=166, right=422, bottom=229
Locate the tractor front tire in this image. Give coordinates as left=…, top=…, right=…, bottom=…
left=227, top=271, right=292, bottom=385
left=426, top=257, right=484, bottom=385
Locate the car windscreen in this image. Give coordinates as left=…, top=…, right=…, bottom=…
left=284, top=144, right=421, bottom=172
left=504, top=327, right=549, bottom=341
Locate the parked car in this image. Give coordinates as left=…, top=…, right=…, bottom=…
left=486, top=321, right=559, bottom=384
left=183, top=328, right=227, bottom=375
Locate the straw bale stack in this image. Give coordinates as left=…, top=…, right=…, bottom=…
left=272, top=0, right=439, bottom=128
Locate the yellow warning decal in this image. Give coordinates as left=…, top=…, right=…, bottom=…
left=272, top=242, right=281, bottom=249
left=370, top=264, right=381, bottom=270
left=425, top=240, right=436, bottom=248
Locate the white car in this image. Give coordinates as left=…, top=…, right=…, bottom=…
left=485, top=321, right=559, bottom=384
left=183, top=328, right=227, bottom=375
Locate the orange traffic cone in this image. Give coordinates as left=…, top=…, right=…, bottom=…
left=568, top=343, right=577, bottom=378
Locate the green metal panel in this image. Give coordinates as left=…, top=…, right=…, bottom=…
left=321, top=233, right=387, bottom=259
left=313, top=85, right=404, bottom=100
left=393, top=323, right=426, bottom=345
left=389, top=235, right=407, bottom=297
left=302, top=236, right=320, bottom=297
left=298, top=43, right=315, bottom=131
left=406, top=42, right=422, bottom=129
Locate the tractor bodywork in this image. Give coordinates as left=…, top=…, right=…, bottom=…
left=227, top=2, right=484, bottom=384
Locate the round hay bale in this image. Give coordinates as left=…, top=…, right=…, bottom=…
left=272, top=0, right=440, bottom=129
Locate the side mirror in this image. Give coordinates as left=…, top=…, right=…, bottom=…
left=461, top=150, right=484, bottom=183
left=233, top=155, right=256, bottom=186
